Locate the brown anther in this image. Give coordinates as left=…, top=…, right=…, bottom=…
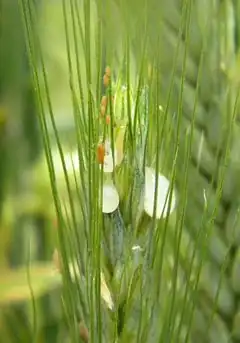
left=103, top=74, right=110, bottom=87
left=100, top=105, right=106, bottom=116
left=97, top=143, right=105, bottom=164
left=101, top=95, right=108, bottom=107
left=105, top=115, right=110, bottom=125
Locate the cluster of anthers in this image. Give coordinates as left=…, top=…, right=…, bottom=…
left=97, top=67, right=177, bottom=219
left=97, top=66, right=121, bottom=214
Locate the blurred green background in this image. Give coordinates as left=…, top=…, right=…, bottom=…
left=1, top=0, right=240, bottom=342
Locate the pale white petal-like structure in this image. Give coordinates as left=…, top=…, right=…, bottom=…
left=100, top=139, right=118, bottom=173
left=68, top=260, right=114, bottom=310
left=102, top=183, right=119, bottom=213
left=144, top=167, right=176, bottom=219
left=103, top=152, right=115, bottom=173
left=132, top=245, right=143, bottom=252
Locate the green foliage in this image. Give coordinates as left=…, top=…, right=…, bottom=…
left=1, top=0, right=240, bottom=342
